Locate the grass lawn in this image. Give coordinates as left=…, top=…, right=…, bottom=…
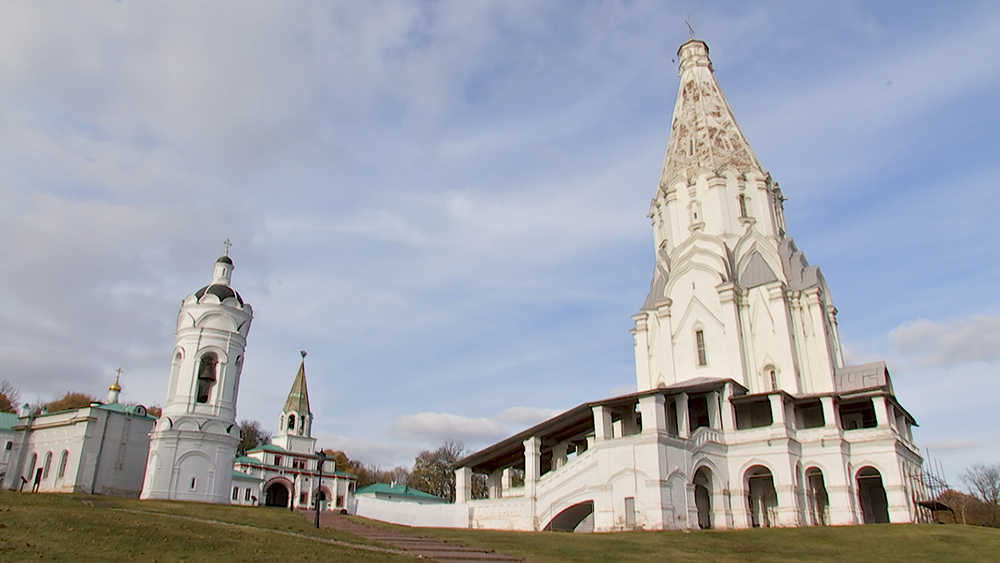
left=0, top=491, right=410, bottom=562
left=3, top=492, right=1000, bottom=562
left=409, top=520, right=1000, bottom=562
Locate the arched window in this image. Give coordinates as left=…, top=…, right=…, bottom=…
left=695, top=330, right=708, bottom=366
left=57, top=450, right=69, bottom=479
left=27, top=453, right=37, bottom=478
left=766, top=368, right=778, bottom=392
left=196, top=353, right=218, bottom=403
left=738, top=193, right=749, bottom=218
left=299, top=416, right=306, bottom=433
left=287, top=414, right=296, bottom=431
left=42, top=451, right=53, bottom=479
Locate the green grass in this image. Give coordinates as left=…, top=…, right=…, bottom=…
left=0, top=492, right=409, bottom=562
left=3, top=492, right=999, bottom=562
left=410, top=521, right=1000, bottom=562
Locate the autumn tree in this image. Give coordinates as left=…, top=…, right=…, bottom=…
left=44, top=392, right=97, bottom=413
left=146, top=405, right=163, bottom=418
left=961, top=463, right=1000, bottom=527
left=0, top=380, right=20, bottom=414
left=237, top=420, right=272, bottom=456
left=407, top=440, right=468, bottom=502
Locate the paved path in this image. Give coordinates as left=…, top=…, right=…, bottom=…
left=313, top=512, right=526, bottom=563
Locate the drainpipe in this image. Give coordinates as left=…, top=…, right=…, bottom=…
left=89, top=406, right=111, bottom=494
left=9, top=408, right=36, bottom=491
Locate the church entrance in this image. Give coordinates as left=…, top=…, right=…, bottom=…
left=265, top=483, right=290, bottom=507
left=805, top=467, right=829, bottom=525
left=746, top=466, right=778, bottom=528
left=857, top=467, right=890, bottom=524
left=693, top=467, right=713, bottom=529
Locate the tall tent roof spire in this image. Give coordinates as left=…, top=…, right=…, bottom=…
left=283, top=351, right=311, bottom=415
left=659, top=40, right=762, bottom=190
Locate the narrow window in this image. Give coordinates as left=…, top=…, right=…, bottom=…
left=233, top=486, right=240, bottom=500
left=287, top=414, right=296, bottom=431
left=245, top=488, right=252, bottom=501
left=5, top=441, right=12, bottom=450
left=57, top=450, right=68, bottom=479
left=26, top=453, right=37, bottom=479
left=190, top=477, right=197, bottom=490
left=274, top=455, right=283, bottom=467
left=689, top=139, right=694, bottom=156
left=196, top=353, right=218, bottom=404
left=769, top=370, right=778, bottom=391
left=42, top=451, right=53, bottom=479
left=696, top=330, right=708, bottom=366
left=738, top=193, right=749, bottom=218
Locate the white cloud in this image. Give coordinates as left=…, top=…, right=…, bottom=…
left=889, top=316, right=1000, bottom=367
left=924, top=439, right=982, bottom=452
left=495, top=406, right=564, bottom=426
left=392, top=412, right=508, bottom=444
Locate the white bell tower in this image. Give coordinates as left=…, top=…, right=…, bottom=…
left=141, top=249, right=253, bottom=503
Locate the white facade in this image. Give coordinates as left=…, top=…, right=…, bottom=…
left=1, top=381, right=155, bottom=496
left=366, top=39, right=926, bottom=532
left=141, top=255, right=253, bottom=504
left=231, top=355, right=356, bottom=511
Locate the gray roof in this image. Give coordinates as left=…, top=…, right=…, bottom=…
left=835, top=361, right=893, bottom=395
left=283, top=360, right=311, bottom=415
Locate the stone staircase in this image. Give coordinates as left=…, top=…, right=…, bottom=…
left=312, top=511, right=526, bottom=563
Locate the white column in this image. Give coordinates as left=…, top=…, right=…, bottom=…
left=676, top=393, right=689, bottom=438
left=489, top=469, right=503, bottom=499
left=593, top=406, right=614, bottom=441
left=551, top=442, right=569, bottom=470
left=639, top=394, right=667, bottom=435
left=721, top=384, right=736, bottom=431
left=455, top=467, right=472, bottom=503
left=769, top=394, right=786, bottom=427
left=707, top=390, right=720, bottom=429
left=524, top=437, right=541, bottom=499
left=871, top=396, right=888, bottom=427
left=820, top=396, right=838, bottom=429
left=501, top=467, right=512, bottom=495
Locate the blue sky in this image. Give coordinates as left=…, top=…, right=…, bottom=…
left=1, top=1, right=998, bottom=487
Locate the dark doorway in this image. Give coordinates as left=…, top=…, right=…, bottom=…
left=544, top=501, right=595, bottom=532
left=265, top=483, right=290, bottom=507
left=805, top=467, right=829, bottom=525
left=693, top=467, right=713, bottom=529
left=746, top=466, right=778, bottom=528
left=857, top=467, right=890, bottom=524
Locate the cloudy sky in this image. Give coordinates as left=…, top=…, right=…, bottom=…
left=1, top=1, right=998, bottom=485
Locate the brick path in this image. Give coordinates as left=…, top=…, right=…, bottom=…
left=312, top=511, right=525, bottom=563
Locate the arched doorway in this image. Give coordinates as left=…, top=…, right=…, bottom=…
left=543, top=501, right=594, bottom=532
left=805, top=467, right=829, bottom=525
left=264, top=482, right=290, bottom=507
left=746, top=465, right=778, bottom=528
left=693, top=467, right=713, bottom=529
left=857, top=466, right=889, bottom=524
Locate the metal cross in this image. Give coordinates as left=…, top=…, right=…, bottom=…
left=114, top=367, right=123, bottom=383
left=300, top=350, right=308, bottom=359
left=686, top=15, right=695, bottom=40
left=223, top=239, right=232, bottom=256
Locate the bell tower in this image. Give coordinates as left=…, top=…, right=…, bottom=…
left=271, top=351, right=316, bottom=455
left=141, top=250, right=253, bottom=503
left=631, top=40, right=845, bottom=395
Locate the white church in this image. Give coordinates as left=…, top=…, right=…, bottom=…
left=2, top=38, right=930, bottom=533
left=356, top=39, right=928, bottom=532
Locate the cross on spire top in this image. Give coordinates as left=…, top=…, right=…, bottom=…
left=222, top=239, right=232, bottom=256
left=685, top=15, right=695, bottom=40
left=300, top=350, right=307, bottom=359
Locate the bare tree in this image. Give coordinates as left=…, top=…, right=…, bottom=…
left=962, top=463, right=1000, bottom=506
left=0, top=380, right=20, bottom=414
left=237, top=420, right=272, bottom=456
left=407, top=439, right=468, bottom=502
